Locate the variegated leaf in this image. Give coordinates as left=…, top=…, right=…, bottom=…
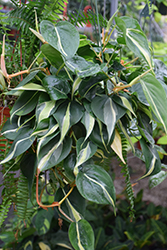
left=7, top=83, right=46, bottom=95
left=10, top=91, right=40, bottom=120
left=53, top=101, right=84, bottom=147
left=37, top=136, right=72, bottom=171
left=91, top=96, right=117, bottom=143
left=0, top=128, right=36, bottom=164
left=36, top=100, right=56, bottom=124
left=81, top=111, right=95, bottom=142
left=119, top=96, right=136, bottom=117
left=74, top=138, right=97, bottom=176
left=140, top=73, right=167, bottom=134
left=40, top=20, right=80, bottom=59
left=69, top=219, right=94, bottom=250
left=76, top=164, right=116, bottom=211
left=139, top=138, right=161, bottom=180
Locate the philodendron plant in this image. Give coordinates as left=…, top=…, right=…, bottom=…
left=1, top=16, right=167, bottom=249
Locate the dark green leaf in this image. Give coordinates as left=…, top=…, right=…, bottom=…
left=0, top=128, right=36, bottom=164
left=69, top=219, right=95, bottom=250
left=41, top=44, right=64, bottom=69
left=40, top=20, right=80, bottom=59
left=10, top=91, right=39, bottom=119
left=42, top=75, right=71, bottom=101
left=76, top=164, right=116, bottom=209
left=32, top=208, right=54, bottom=236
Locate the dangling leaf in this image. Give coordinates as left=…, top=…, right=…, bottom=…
left=81, top=111, right=95, bottom=142
left=76, top=164, right=116, bottom=211
left=74, top=138, right=97, bottom=176
left=40, top=20, right=80, bottom=59
left=69, top=219, right=95, bottom=250
left=36, top=100, right=56, bottom=124
left=139, top=138, right=161, bottom=180
left=91, top=95, right=117, bottom=143
left=53, top=101, right=84, bottom=146
left=111, top=129, right=126, bottom=164
left=140, top=73, right=167, bottom=133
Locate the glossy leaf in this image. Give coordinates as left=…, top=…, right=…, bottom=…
left=53, top=101, right=84, bottom=145
left=65, top=55, right=102, bottom=78
left=41, top=44, right=64, bottom=69
left=0, top=128, right=36, bottom=164
left=38, top=135, right=72, bottom=171
left=149, top=170, right=167, bottom=188
left=1, top=115, right=29, bottom=140
left=91, top=95, right=117, bottom=143
left=8, top=83, right=46, bottom=95
left=55, top=187, right=84, bottom=222
left=69, top=219, right=95, bottom=250
left=140, top=73, right=167, bottom=133
left=76, top=164, right=116, bottom=210
left=36, top=100, right=56, bottom=124
left=40, top=20, right=80, bottom=59
left=74, top=138, right=97, bottom=175
left=10, top=91, right=39, bottom=119
left=42, top=75, right=71, bottom=101
left=115, top=16, right=152, bottom=68
left=81, top=111, right=95, bottom=142
left=139, top=138, right=161, bottom=179
left=78, top=73, right=107, bottom=99
left=64, top=153, right=76, bottom=182
left=119, top=96, right=136, bottom=117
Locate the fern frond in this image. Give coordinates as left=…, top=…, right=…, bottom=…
left=0, top=197, right=12, bottom=228
left=68, top=10, right=108, bottom=28
left=16, top=172, right=34, bottom=223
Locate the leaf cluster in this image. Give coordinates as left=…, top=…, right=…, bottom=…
left=1, top=8, right=167, bottom=250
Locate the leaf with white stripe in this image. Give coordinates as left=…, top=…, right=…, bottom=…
left=55, top=187, right=84, bottom=222
left=0, top=127, right=36, bottom=164
left=91, top=95, right=117, bottom=143
left=139, top=138, right=161, bottom=180
left=1, top=115, right=29, bottom=140
left=38, top=135, right=72, bottom=171
left=53, top=101, right=84, bottom=146
left=140, top=73, right=167, bottom=133
left=115, top=16, right=152, bottom=68
left=40, top=20, right=80, bottom=59
left=10, top=91, right=40, bottom=120
left=81, top=111, right=95, bottom=142
left=36, top=100, right=56, bottom=124
left=69, top=219, right=94, bottom=250
left=7, top=83, right=46, bottom=95
left=119, top=96, right=136, bottom=117
left=74, top=138, right=97, bottom=176
left=76, top=164, right=116, bottom=211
